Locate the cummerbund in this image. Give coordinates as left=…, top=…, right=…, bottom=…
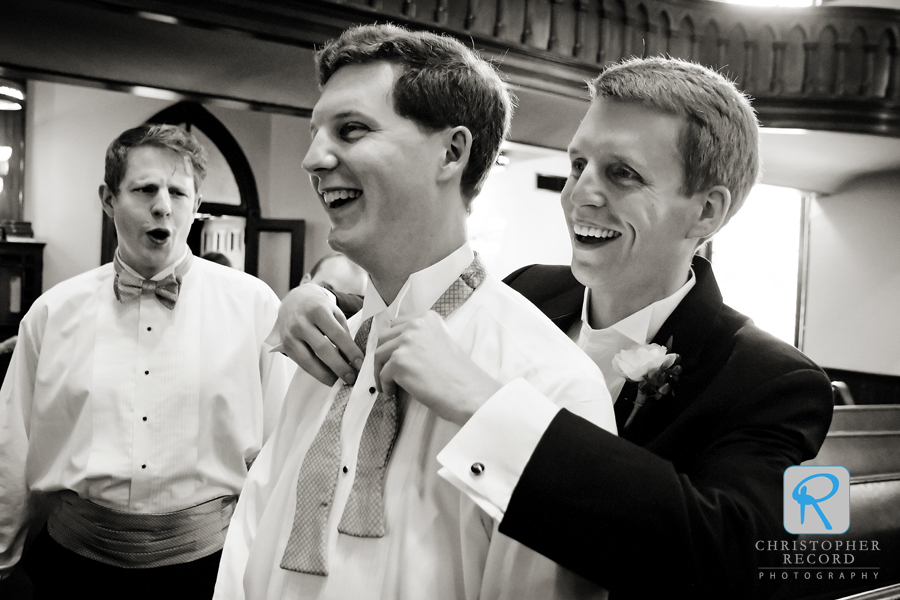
left=47, top=490, right=236, bottom=568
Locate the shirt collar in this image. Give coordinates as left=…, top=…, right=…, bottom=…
left=579, top=267, right=696, bottom=345
left=115, top=246, right=190, bottom=281
left=360, top=243, right=476, bottom=323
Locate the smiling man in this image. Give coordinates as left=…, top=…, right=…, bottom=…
left=213, top=24, right=615, bottom=600
left=0, top=124, right=292, bottom=599
left=277, top=57, right=835, bottom=599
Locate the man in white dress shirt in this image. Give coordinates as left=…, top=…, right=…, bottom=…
left=213, top=24, right=616, bottom=600
left=0, top=124, right=292, bottom=599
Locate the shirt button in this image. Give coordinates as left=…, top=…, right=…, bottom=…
left=368, top=387, right=376, bottom=394
left=342, top=466, right=349, bottom=474
left=147, top=327, right=152, bottom=331
left=144, top=370, right=149, bottom=375
left=142, top=416, right=147, bottom=422
left=141, top=464, right=147, bottom=469
left=470, top=462, right=485, bottom=476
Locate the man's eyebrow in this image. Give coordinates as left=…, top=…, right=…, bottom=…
left=334, top=110, right=365, bottom=120
left=309, top=110, right=368, bottom=134
left=609, top=152, right=646, bottom=169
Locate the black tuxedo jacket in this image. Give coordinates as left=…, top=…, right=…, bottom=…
left=497, top=258, right=834, bottom=599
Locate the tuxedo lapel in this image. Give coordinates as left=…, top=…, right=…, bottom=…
left=505, top=261, right=733, bottom=444
left=504, top=265, right=584, bottom=333
left=621, top=257, right=731, bottom=444
left=540, top=285, right=583, bottom=332
left=614, top=380, right=638, bottom=432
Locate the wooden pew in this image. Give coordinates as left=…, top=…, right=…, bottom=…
left=777, top=405, right=900, bottom=599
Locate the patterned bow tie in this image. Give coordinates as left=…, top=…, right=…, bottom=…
left=112, top=253, right=193, bottom=310
left=280, top=254, right=487, bottom=576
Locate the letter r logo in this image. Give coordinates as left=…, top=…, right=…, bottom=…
left=784, top=465, right=850, bottom=534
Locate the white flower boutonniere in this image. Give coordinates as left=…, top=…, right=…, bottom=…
left=612, top=337, right=681, bottom=429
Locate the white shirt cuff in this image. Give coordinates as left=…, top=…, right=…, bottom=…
left=437, top=378, right=560, bottom=520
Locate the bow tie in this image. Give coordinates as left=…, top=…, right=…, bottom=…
left=112, top=253, right=193, bottom=310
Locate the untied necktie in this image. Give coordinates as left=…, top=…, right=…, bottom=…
left=112, top=252, right=193, bottom=310
left=280, top=255, right=487, bottom=576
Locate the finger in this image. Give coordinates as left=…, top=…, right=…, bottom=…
left=377, top=320, right=411, bottom=347
left=377, top=314, right=430, bottom=348
left=373, top=336, right=402, bottom=394
left=281, top=336, right=340, bottom=386
left=389, top=315, right=415, bottom=327
left=312, top=312, right=364, bottom=370
left=378, top=355, right=399, bottom=398
left=331, top=304, right=352, bottom=334
left=302, top=331, right=358, bottom=385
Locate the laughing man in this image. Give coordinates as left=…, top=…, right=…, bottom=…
left=213, top=24, right=616, bottom=600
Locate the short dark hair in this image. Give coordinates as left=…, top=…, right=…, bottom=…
left=201, top=251, right=231, bottom=267
left=315, top=24, right=513, bottom=205
left=590, top=57, right=760, bottom=223
left=104, top=124, right=208, bottom=194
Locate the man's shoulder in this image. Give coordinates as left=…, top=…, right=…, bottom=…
left=34, top=263, right=113, bottom=310
left=17, top=264, right=113, bottom=336
left=726, top=305, right=823, bottom=377
left=674, top=258, right=824, bottom=381
left=190, top=257, right=279, bottom=301
left=502, top=264, right=581, bottom=297
left=458, top=276, right=611, bottom=412
left=465, top=275, right=597, bottom=368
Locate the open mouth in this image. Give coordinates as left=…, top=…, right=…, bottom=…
left=573, top=224, right=621, bottom=245
left=147, top=229, right=171, bottom=244
left=322, top=188, right=362, bottom=210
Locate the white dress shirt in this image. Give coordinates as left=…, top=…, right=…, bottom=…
left=0, top=249, right=294, bottom=579
left=214, top=243, right=616, bottom=600
left=437, top=270, right=694, bottom=520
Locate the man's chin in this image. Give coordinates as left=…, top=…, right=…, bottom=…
left=570, top=256, right=610, bottom=291
left=326, top=234, right=364, bottom=266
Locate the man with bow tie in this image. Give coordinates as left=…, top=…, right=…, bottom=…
left=213, top=24, right=616, bottom=600
left=0, top=124, right=293, bottom=599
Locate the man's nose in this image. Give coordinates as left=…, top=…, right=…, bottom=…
left=302, top=133, right=339, bottom=175
left=562, top=169, right=607, bottom=210
left=151, top=190, right=172, bottom=218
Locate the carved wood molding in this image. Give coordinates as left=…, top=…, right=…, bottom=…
left=89, top=0, right=900, bottom=136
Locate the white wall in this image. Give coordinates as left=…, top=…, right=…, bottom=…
left=804, top=170, right=900, bottom=376
left=469, top=143, right=572, bottom=278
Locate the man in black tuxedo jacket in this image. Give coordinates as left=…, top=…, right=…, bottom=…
left=276, top=57, right=834, bottom=599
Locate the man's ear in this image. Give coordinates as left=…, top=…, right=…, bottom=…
left=687, top=185, right=732, bottom=241
left=437, top=126, right=473, bottom=185
left=300, top=273, right=312, bottom=285
left=99, top=184, right=116, bottom=220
